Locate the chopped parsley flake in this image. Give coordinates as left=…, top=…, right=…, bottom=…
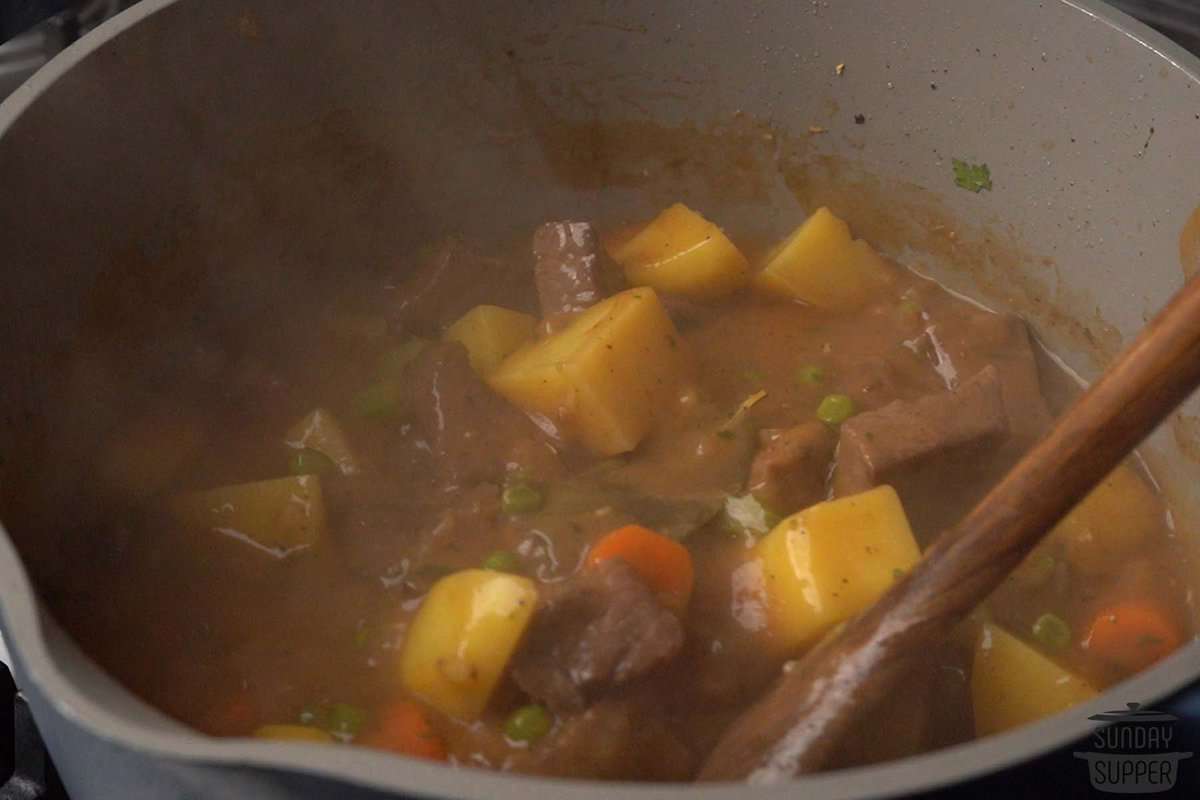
left=952, top=159, right=993, bottom=193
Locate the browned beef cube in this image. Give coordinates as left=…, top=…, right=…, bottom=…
left=833, top=365, right=1009, bottom=497
left=511, top=559, right=684, bottom=713
left=406, top=341, right=552, bottom=487
left=927, top=311, right=1052, bottom=441
left=390, top=239, right=536, bottom=334
left=747, top=420, right=837, bottom=514
left=532, top=221, right=608, bottom=331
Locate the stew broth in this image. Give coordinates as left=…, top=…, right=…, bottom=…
left=22, top=206, right=1196, bottom=781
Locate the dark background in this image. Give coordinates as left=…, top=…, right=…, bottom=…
left=6, top=1, right=1187, bottom=57
left=1, top=0, right=1200, bottom=798
left=0, top=0, right=68, bottom=41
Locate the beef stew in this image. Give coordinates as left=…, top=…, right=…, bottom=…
left=33, top=203, right=1195, bottom=781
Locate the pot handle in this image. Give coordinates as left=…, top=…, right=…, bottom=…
left=1, top=663, right=62, bottom=800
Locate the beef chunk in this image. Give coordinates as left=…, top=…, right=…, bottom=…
left=532, top=221, right=608, bottom=331
left=833, top=365, right=1009, bottom=497
left=407, top=341, right=551, bottom=486
left=747, top=421, right=836, bottom=514
left=926, top=311, right=1052, bottom=441
left=389, top=239, right=535, bottom=334
left=511, top=559, right=684, bottom=713
left=530, top=697, right=694, bottom=780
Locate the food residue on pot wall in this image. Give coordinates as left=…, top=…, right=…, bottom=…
left=512, top=92, right=1128, bottom=374
left=776, top=151, right=1123, bottom=369
left=513, top=101, right=1200, bottom=547
left=1170, top=205, right=1200, bottom=464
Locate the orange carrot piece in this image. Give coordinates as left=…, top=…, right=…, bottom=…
left=1082, top=601, right=1184, bottom=674
left=587, top=524, right=694, bottom=612
left=206, top=694, right=257, bottom=735
left=360, top=701, right=447, bottom=761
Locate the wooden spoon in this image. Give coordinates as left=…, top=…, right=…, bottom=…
left=699, top=275, right=1200, bottom=782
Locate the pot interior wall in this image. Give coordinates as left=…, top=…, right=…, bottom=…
left=0, top=0, right=1199, bottom=789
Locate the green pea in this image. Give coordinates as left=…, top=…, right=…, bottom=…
left=504, top=704, right=552, bottom=743
left=483, top=550, right=521, bottom=573
left=378, top=338, right=428, bottom=380
left=502, top=484, right=543, bottom=515
left=288, top=448, right=337, bottom=476
left=1032, top=612, right=1072, bottom=652
left=797, top=365, right=826, bottom=386
left=326, top=703, right=368, bottom=738
left=816, top=393, right=856, bottom=425
left=898, top=299, right=923, bottom=320
left=353, top=382, right=401, bottom=419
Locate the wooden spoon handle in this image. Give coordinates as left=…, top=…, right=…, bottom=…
left=700, top=274, right=1200, bottom=782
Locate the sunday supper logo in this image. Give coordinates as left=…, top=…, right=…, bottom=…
left=1073, top=703, right=1192, bottom=794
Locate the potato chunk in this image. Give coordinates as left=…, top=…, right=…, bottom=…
left=399, top=569, right=538, bottom=719
left=169, top=475, right=326, bottom=557
left=754, top=207, right=892, bottom=309
left=253, top=725, right=334, bottom=743
left=488, top=288, right=690, bottom=455
left=1050, top=464, right=1163, bottom=576
left=753, top=485, right=920, bottom=650
left=285, top=408, right=360, bottom=475
left=609, top=203, right=749, bottom=301
left=972, top=623, right=1098, bottom=736
left=443, top=304, right=537, bottom=375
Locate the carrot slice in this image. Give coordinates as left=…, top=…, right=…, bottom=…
left=587, top=524, right=694, bottom=612
left=360, top=701, right=447, bottom=761
left=206, top=694, right=257, bottom=735
left=1082, top=601, right=1184, bottom=674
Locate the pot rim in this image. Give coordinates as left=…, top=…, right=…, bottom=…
left=1, top=0, right=1199, bottom=797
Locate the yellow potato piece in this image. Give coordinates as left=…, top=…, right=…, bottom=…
left=754, top=207, right=892, bottom=309
left=169, top=475, right=326, bottom=557
left=399, top=569, right=538, bottom=719
left=754, top=485, right=921, bottom=650
left=609, top=203, right=749, bottom=301
left=285, top=408, right=360, bottom=475
left=488, top=288, right=690, bottom=455
left=253, top=724, right=334, bottom=743
left=972, top=623, right=1098, bottom=736
left=443, top=304, right=538, bottom=375
left=1051, top=464, right=1163, bottom=575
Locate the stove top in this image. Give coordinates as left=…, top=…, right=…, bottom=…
left=2, top=1, right=1200, bottom=798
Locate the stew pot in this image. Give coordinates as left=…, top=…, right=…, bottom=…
left=1, top=0, right=1198, bottom=797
